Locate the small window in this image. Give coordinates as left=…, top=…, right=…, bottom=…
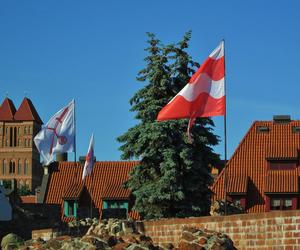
left=0, top=127, right=2, bottom=135
left=18, top=139, right=21, bottom=147
left=18, top=127, right=21, bottom=135
left=269, top=162, right=296, bottom=170
left=5, top=139, right=8, bottom=147
left=29, top=126, right=32, bottom=135
left=64, top=200, right=76, bottom=217
left=5, top=127, right=8, bottom=135
left=292, top=126, right=300, bottom=133
left=270, top=198, right=281, bottom=210
left=24, top=160, right=29, bottom=175
left=9, top=161, right=15, bottom=174
left=283, top=199, right=293, bottom=210
left=24, top=127, right=27, bottom=135
left=2, top=160, right=6, bottom=174
left=18, top=160, right=22, bottom=175
left=270, top=197, right=293, bottom=210
left=257, top=126, right=269, bottom=133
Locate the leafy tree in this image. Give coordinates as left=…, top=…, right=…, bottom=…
left=2, top=180, right=12, bottom=189
left=17, top=185, right=31, bottom=196
left=118, top=32, right=220, bottom=219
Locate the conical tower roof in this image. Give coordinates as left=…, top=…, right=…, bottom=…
left=0, top=98, right=17, bottom=121
left=14, top=97, right=43, bottom=124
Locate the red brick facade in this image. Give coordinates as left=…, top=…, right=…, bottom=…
left=0, top=98, right=43, bottom=191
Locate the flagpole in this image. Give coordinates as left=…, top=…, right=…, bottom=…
left=90, top=171, right=93, bottom=218
left=73, top=99, right=77, bottom=176
left=223, top=39, right=228, bottom=216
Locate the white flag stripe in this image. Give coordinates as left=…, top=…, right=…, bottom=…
left=209, top=40, right=224, bottom=60
left=34, top=100, right=75, bottom=165
left=82, top=134, right=94, bottom=180
left=176, top=75, right=224, bottom=101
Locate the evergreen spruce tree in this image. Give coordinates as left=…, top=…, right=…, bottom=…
left=117, top=32, right=220, bottom=219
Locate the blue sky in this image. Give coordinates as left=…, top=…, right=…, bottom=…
left=0, top=1, right=300, bottom=161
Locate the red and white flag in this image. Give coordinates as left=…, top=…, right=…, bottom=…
left=34, top=100, right=75, bottom=165
left=157, top=41, right=225, bottom=141
left=82, top=134, right=94, bottom=180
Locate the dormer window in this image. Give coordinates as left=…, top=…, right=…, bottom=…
left=257, top=126, right=269, bottom=133
left=269, top=162, right=296, bottom=170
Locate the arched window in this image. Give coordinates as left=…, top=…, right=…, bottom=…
left=9, top=160, right=15, bottom=174
left=18, top=160, right=22, bottom=174
left=2, top=160, right=6, bottom=174
left=24, top=159, right=29, bottom=175
left=9, top=127, right=13, bottom=147
left=14, top=127, right=17, bottom=147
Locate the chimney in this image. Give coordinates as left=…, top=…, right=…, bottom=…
left=273, top=115, right=291, bottom=124
left=43, top=165, right=49, bottom=175
left=56, top=153, right=68, bottom=162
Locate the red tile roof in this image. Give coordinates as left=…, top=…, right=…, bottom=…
left=0, top=98, right=16, bottom=121
left=265, top=170, right=298, bottom=193
left=63, top=182, right=84, bottom=199
left=44, top=161, right=140, bottom=219
left=212, top=120, right=300, bottom=213
left=227, top=176, right=248, bottom=194
left=14, top=97, right=43, bottom=124
left=102, top=184, right=130, bottom=199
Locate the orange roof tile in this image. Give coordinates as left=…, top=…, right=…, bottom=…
left=212, top=119, right=300, bottom=213
left=102, top=184, right=130, bottom=199
left=63, top=182, right=84, bottom=199
left=14, top=97, right=43, bottom=124
left=44, top=161, right=139, bottom=218
left=265, top=170, right=298, bottom=193
left=0, top=98, right=16, bottom=121
left=227, top=176, right=248, bottom=194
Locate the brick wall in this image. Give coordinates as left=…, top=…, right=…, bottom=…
left=142, top=210, right=300, bottom=250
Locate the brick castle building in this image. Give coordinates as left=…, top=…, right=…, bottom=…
left=0, top=97, right=43, bottom=191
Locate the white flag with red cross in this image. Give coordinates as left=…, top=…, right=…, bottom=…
left=34, top=100, right=75, bottom=165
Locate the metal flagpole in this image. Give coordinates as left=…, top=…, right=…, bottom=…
left=90, top=171, right=93, bottom=218
left=222, top=39, right=228, bottom=216
left=73, top=99, right=77, bottom=178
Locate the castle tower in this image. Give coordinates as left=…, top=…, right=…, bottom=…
left=0, top=97, right=43, bottom=191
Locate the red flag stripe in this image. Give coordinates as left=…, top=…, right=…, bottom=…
left=157, top=93, right=225, bottom=120
left=189, top=57, right=224, bottom=83
left=157, top=41, right=225, bottom=121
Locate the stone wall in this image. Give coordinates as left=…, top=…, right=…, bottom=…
left=32, top=228, right=60, bottom=241
left=142, top=210, right=300, bottom=250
